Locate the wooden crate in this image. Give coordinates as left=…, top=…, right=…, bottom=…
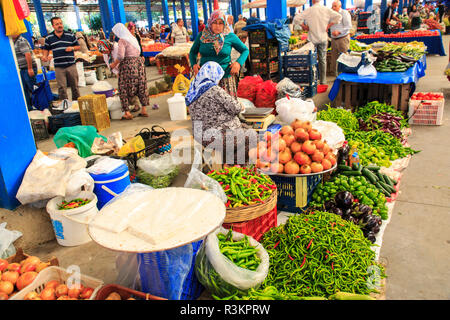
left=332, top=80, right=412, bottom=112
left=78, top=94, right=110, bottom=132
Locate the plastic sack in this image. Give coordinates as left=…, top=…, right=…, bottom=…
left=92, top=81, right=113, bottom=92
left=237, top=75, right=264, bottom=103
left=106, top=96, right=122, bottom=111
left=65, top=168, right=95, bottom=198
left=53, top=125, right=107, bottom=158
left=276, top=77, right=302, bottom=99
left=194, top=227, right=269, bottom=298
left=76, top=62, right=86, bottom=87
left=254, top=80, right=278, bottom=110
left=117, top=135, right=145, bottom=157
left=115, top=252, right=140, bottom=291
left=16, top=149, right=87, bottom=205
left=85, top=71, right=98, bottom=85
left=311, top=120, right=345, bottom=151
left=358, top=63, right=377, bottom=77
left=0, top=223, right=22, bottom=259
left=172, top=64, right=191, bottom=96
left=237, top=97, right=256, bottom=113
left=275, top=97, right=316, bottom=124
left=1, top=0, right=26, bottom=36
left=136, top=153, right=180, bottom=188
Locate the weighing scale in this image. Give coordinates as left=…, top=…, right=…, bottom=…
left=241, top=108, right=276, bottom=131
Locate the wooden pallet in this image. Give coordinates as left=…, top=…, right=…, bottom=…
left=332, top=80, right=412, bottom=112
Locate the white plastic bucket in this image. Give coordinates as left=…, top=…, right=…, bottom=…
left=110, top=108, right=124, bottom=120
left=167, top=93, right=187, bottom=121
left=46, top=192, right=98, bottom=246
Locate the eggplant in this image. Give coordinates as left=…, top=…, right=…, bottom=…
left=358, top=204, right=372, bottom=217
left=365, top=231, right=376, bottom=243
left=332, top=207, right=343, bottom=216
left=334, top=191, right=354, bottom=210
left=325, top=200, right=337, bottom=211
left=371, top=225, right=380, bottom=234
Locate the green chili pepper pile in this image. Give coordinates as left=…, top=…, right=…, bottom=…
left=354, top=101, right=409, bottom=129
left=217, top=230, right=261, bottom=271
left=317, top=105, right=359, bottom=135
left=259, top=212, right=385, bottom=297
left=58, top=198, right=91, bottom=210
left=309, top=173, right=388, bottom=220
left=207, top=166, right=276, bottom=208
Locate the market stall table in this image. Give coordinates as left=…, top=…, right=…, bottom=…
left=329, top=54, right=427, bottom=111
left=356, top=30, right=446, bottom=56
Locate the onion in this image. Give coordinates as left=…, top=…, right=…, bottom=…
left=0, top=281, right=14, bottom=295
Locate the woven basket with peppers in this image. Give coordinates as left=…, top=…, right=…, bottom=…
left=207, top=166, right=278, bottom=223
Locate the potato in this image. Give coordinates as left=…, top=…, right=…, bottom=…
left=105, top=292, right=121, bottom=300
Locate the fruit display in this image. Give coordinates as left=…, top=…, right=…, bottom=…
left=23, top=281, right=95, bottom=300
left=248, top=120, right=337, bottom=175
left=0, top=254, right=54, bottom=300
left=356, top=30, right=440, bottom=40
left=58, top=198, right=91, bottom=210
left=410, top=92, right=444, bottom=100
left=207, top=166, right=276, bottom=208
left=350, top=39, right=372, bottom=52
left=142, top=42, right=170, bottom=52
left=423, top=19, right=444, bottom=32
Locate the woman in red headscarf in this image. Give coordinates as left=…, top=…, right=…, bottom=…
left=127, top=21, right=144, bottom=57
left=189, top=10, right=249, bottom=98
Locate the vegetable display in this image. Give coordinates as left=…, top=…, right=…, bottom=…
left=259, top=212, right=385, bottom=297
left=410, top=92, right=444, bottom=101
left=23, top=281, right=94, bottom=300
left=217, top=230, right=261, bottom=271
left=58, top=198, right=91, bottom=210
left=136, top=166, right=180, bottom=189
left=374, top=57, right=414, bottom=72
left=207, top=166, right=276, bottom=208
left=350, top=40, right=371, bottom=52
left=358, top=112, right=405, bottom=141
left=356, top=30, right=439, bottom=39
left=317, top=106, right=359, bottom=135
left=354, top=101, right=409, bottom=128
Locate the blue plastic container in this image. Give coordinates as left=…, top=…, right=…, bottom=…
left=89, top=163, right=131, bottom=209
left=137, top=240, right=204, bottom=300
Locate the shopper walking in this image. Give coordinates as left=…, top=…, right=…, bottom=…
left=127, top=22, right=144, bottom=58
left=294, top=0, right=342, bottom=84
left=329, top=1, right=352, bottom=77
left=12, top=34, right=37, bottom=111
left=109, top=23, right=149, bottom=120
left=189, top=10, right=249, bottom=97
left=42, top=17, right=81, bottom=101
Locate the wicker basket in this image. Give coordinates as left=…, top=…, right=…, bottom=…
left=223, top=189, right=277, bottom=224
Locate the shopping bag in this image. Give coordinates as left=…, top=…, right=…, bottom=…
left=1, top=0, right=27, bottom=36
left=172, top=64, right=191, bottom=96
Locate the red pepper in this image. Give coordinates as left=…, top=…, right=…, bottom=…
left=225, top=201, right=230, bottom=208
left=300, top=255, right=306, bottom=268
left=207, top=170, right=214, bottom=175
left=273, top=241, right=280, bottom=249
left=224, top=185, right=230, bottom=191
left=258, top=185, right=269, bottom=191
left=331, top=262, right=334, bottom=270
left=306, top=238, right=314, bottom=250
left=288, top=255, right=294, bottom=261
left=304, top=218, right=308, bottom=222
left=354, top=198, right=359, bottom=203
left=311, top=227, right=315, bottom=232
left=219, top=182, right=223, bottom=185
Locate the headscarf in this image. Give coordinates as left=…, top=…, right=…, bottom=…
left=185, top=61, right=224, bottom=106
left=112, top=23, right=141, bottom=53
left=200, top=10, right=231, bottom=55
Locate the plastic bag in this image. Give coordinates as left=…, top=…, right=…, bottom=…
left=136, top=153, right=180, bottom=188
left=0, top=223, right=22, bottom=259
left=357, top=63, right=377, bottom=77
left=53, top=125, right=107, bottom=158
left=92, top=81, right=113, bottom=92
left=276, top=77, right=302, bottom=99
left=1, top=0, right=26, bottom=36
left=115, top=252, right=140, bottom=291
left=311, top=120, right=345, bottom=151
left=275, top=97, right=316, bottom=124
left=254, top=80, right=278, bottom=110
left=172, top=65, right=191, bottom=96
left=117, top=135, right=145, bottom=157
left=16, top=149, right=87, bottom=205
left=194, top=227, right=269, bottom=298
left=76, top=61, right=86, bottom=87
left=237, top=75, right=264, bottom=103
left=65, top=168, right=95, bottom=198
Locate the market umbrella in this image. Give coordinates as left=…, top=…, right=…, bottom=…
left=242, top=0, right=307, bottom=9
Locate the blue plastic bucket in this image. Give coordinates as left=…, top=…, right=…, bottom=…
left=89, top=163, right=131, bottom=209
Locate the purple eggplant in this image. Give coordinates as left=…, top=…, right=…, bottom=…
left=334, top=191, right=354, bottom=210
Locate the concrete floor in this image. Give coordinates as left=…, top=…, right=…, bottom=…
left=1, top=37, right=449, bottom=299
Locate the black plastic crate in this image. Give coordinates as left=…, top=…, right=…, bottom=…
left=282, top=51, right=318, bottom=68
left=270, top=174, right=322, bottom=213
left=248, top=29, right=267, bottom=45
left=302, top=83, right=318, bottom=98
left=283, top=63, right=318, bottom=84
left=48, top=112, right=82, bottom=134
left=30, top=119, right=49, bottom=141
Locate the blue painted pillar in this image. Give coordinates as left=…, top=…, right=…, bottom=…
left=230, top=0, right=237, bottom=22
left=249, top=0, right=253, bottom=16
left=73, top=1, right=83, bottom=31
left=99, top=0, right=114, bottom=37
left=399, top=0, right=403, bottom=14
left=162, top=0, right=170, bottom=25
left=189, top=0, right=199, bottom=38
left=112, top=0, right=126, bottom=25
left=290, top=7, right=296, bottom=17
left=32, top=0, right=47, bottom=37
left=236, top=0, right=243, bottom=16
left=180, top=0, right=187, bottom=27
left=365, top=0, right=373, bottom=11
left=172, top=0, right=177, bottom=21
left=341, top=0, right=346, bottom=10
left=380, top=0, right=387, bottom=27
left=257, top=8, right=260, bottom=19
left=202, top=0, right=209, bottom=21
left=0, top=9, right=37, bottom=210
left=208, top=0, right=213, bottom=15
left=145, top=0, right=153, bottom=28
left=310, top=0, right=313, bottom=7
left=267, top=0, right=287, bottom=21
left=23, top=19, right=34, bottom=49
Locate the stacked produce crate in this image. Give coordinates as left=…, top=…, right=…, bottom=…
left=357, top=11, right=371, bottom=34
left=248, top=29, right=281, bottom=81
left=281, top=50, right=319, bottom=98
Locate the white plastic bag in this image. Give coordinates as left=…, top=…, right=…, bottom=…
left=65, top=168, right=95, bottom=198
left=311, top=120, right=346, bottom=151
left=275, top=97, right=316, bottom=124
left=76, top=61, right=86, bottom=87
left=115, top=252, right=140, bottom=291
left=0, top=223, right=23, bottom=259
left=106, top=96, right=122, bottom=111
left=85, top=70, right=98, bottom=85
left=195, top=227, right=270, bottom=297
left=137, top=153, right=177, bottom=177
left=237, top=97, right=256, bottom=113
left=92, top=80, right=113, bottom=92
left=357, top=63, right=377, bottom=77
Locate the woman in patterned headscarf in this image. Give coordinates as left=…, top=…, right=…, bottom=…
left=186, top=61, right=257, bottom=165
left=189, top=10, right=249, bottom=98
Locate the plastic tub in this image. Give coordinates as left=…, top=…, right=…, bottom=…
left=89, top=163, right=131, bottom=209
left=167, top=93, right=187, bottom=121
left=46, top=192, right=98, bottom=246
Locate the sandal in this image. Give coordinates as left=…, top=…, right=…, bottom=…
left=121, top=114, right=133, bottom=120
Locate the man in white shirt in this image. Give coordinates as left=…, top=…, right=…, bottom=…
left=294, top=0, right=342, bottom=84
left=329, top=1, right=352, bottom=76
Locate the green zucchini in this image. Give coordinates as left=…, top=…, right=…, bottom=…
left=338, top=164, right=353, bottom=171
left=379, top=181, right=396, bottom=194
left=362, top=168, right=378, bottom=184
left=376, top=182, right=391, bottom=196
left=383, top=174, right=394, bottom=187
left=340, top=170, right=362, bottom=176
left=365, top=165, right=380, bottom=171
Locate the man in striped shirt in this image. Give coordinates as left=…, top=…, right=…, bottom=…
left=42, top=17, right=81, bottom=101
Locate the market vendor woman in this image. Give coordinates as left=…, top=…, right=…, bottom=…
left=189, top=10, right=249, bottom=97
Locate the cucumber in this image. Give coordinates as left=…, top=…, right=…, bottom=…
left=365, top=165, right=380, bottom=172
left=376, top=172, right=385, bottom=182
left=352, top=163, right=359, bottom=171
left=383, top=174, right=394, bottom=187
left=338, top=164, right=353, bottom=171
left=340, top=170, right=362, bottom=176
left=362, top=168, right=378, bottom=184
left=379, top=181, right=396, bottom=194
left=388, top=176, right=398, bottom=185
left=376, top=182, right=391, bottom=196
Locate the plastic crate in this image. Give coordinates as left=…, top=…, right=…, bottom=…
left=282, top=51, right=318, bottom=68
left=283, top=64, right=318, bottom=84
left=408, top=95, right=444, bottom=125
left=248, top=29, right=267, bottom=44
left=9, top=266, right=104, bottom=300
left=137, top=240, right=204, bottom=300
left=270, top=174, right=322, bottom=213
left=302, top=83, right=318, bottom=98
left=30, top=119, right=49, bottom=141
left=47, top=112, right=82, bottom=134
left=78, top=94, right=111, bottom=132
left=250, top=46, right=268, bottom=60
left=222, top=207, right=277, bottom=242
left=95, top=284, right=166, bottom=300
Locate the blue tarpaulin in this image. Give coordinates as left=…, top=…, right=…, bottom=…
left=329, top=54, right=427, bottom=101
left=356, top=31, right=446, bottom=56
left=242, top=18, right=291, bottom=50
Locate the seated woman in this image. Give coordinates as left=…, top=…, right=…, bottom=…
left=186, top=61, right=258, bottom=165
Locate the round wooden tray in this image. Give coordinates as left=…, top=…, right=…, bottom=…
left=224, top=189, right=277, bottom=224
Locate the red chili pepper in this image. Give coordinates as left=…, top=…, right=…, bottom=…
left=295, top=235, right=300, bottom=238
left=304, top=218, right=308, bottom=222
left=258, top=185, right=269, bottom=191
left=311, top=227, right=315, bottom=232
left=224, top=185, right=230, bottom=191
left=331, top=262, right=334, bottom=270
left=219, top=182, right=223, bottom=185
left=207, top=170, right=214, bottom=175
left=225, top=201, right=230, bottom=208
left=300, top=255, right=306, bottom=268
left=354, top=198, right=359, bottom=203
left=273, top=241, right=280, bottom=249
left=288, top=255, right=294, bottom=261
left=306, top=238, right=314, bottom=250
